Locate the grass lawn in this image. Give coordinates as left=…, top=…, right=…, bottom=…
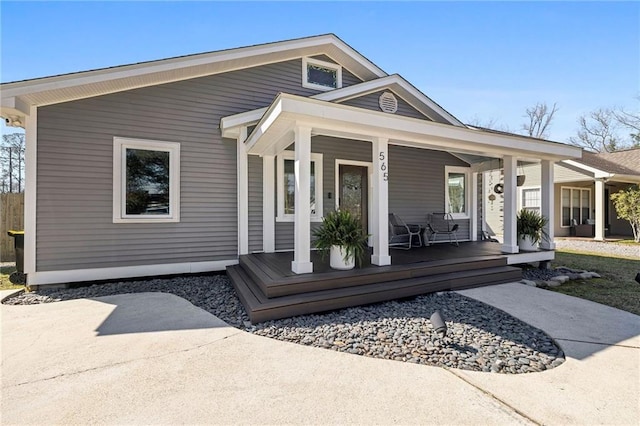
left=552, top=251, right=640, bottom=316
left=0, top=265, right=24, bottom=291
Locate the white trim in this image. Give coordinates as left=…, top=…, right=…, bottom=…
left=506, top=250, right=554, bottom=265
left=371, top=137, right=391, bottom=266
left=444, top=166, right=471, bottom=220
left=302, top=57, right=342, bottom=91
left=237, top=127, right=249, bottom=255
left=540, top=160, right=555, bottom=250
left=562, top=159, right=613, bottom=179
left=245, top=94, right=582, bottom=161
left=519, top=185, right=542, bottom=211
left=263, top=155, right=276, bottom=253
left=112, top=137, right=181, bottom=223
left=291, top=125, right=313, bottom=274
left=27, top=259, right=238, bottom=286
left=2, top=35, right=386, bottom=106
left=24, top=106, right=37, bottom=278
left=276, top=151, right=323, bottom=222
left=594, top=179, right=605, bottom=241
left=559, top=186, right=592, bottom=228
left=334, top=159, right=373, bottom=245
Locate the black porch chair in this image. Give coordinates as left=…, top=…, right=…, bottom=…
left=426, top=212, right=459, bottom=246
left=389, top=213, right=423, bottom=249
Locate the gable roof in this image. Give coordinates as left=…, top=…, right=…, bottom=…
left=221, top=74, right=464, bottom=137
left=561, top=148, right=640, bottom=182
left=1, top=34, right=386, bottom=111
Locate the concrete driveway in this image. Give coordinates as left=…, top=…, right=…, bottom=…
left=1, top=283, right=639, bottom=425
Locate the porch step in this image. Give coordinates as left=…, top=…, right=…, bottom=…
left=227, top=264, right=522, bottom=324
left=239, top=254, right=510, bottom=298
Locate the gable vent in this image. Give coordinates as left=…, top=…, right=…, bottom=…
left=378, top=92, right=398, bottom=114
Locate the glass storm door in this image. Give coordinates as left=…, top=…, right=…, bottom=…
left=338, top=164, right=368, bottom=232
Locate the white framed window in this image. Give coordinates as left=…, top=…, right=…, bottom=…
left=445, top=166, right=470, bottom=219
left=302, top=57, right=342, bottom=91
left=277, top=151, right=323, bottom=222
left=561, top=186, right=591, bottom=227
left=521, top=187, right=541, bottom=214
left=113, top=137, right=180, bottom=223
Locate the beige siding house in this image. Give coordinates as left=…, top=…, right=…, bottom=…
left=1, top=34, right=582, bottom=286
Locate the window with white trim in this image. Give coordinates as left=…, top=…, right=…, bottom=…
left=302, top=57, right=342, bottom=91
left=113, top=137, right=180, bottom=223
left=277, top=151, right=323, bottom=222
left=445, top=166, right=470, bottom=219
left=561, top=187, right=591, bottom=227
left=521, top=188, right=541, bottom=213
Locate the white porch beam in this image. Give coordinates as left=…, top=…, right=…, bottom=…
left=595, top=178, right=605, bottom=241
left=471, top=172, right=479, bottom=241
left=291, top=125, right=313, bottom=274
left=371, top=137, right=391, bottom=266
left=540, top=160, right=556, bottom=250
left=262, top=155, right=275, bottom=253
left=237, top=127, right=249, bottom=255
left=24, top=106, right=37, bottom=279
left=502, top=156, right=519, bottom=253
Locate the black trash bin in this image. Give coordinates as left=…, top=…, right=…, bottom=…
left=7, top=230, right=24, bottom=273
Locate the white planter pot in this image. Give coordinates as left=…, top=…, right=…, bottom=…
left=330, top=245, right=355, bottom=270
left=518, top=235, right=538, bottom=252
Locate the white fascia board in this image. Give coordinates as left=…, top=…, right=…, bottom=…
left=561, top=159, right=612, bottom=179
left=28, top=259, right=238, bottom=286
left=220, top=108, right=267, bottom=138
left=248, top=94, right=583, bottom=160
left=2, top=34, right=386, bottom=105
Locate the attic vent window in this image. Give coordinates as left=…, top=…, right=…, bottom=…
left=378, top=92, right=398, bottom=114
left=302, top=57, right=342, bottom=91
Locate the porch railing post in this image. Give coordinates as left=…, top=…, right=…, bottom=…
left=501, top=155, right=519, bottom=253
left=371, top=137, right=391, bottom=266
left=291, top=125, right=313, bottom=274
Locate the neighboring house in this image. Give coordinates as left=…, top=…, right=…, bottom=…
left=483, top=148, right=640, bottom=241
left=0, top=34, right=582, bottom=287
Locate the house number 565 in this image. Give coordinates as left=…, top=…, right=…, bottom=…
left=379, top=152, right=388, bottom=181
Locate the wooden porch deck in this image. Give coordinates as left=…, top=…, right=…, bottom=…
left=227, top=242, right=522, bottom=323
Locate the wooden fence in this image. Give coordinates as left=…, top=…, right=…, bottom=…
left=1, top=193, right=24, bottom=262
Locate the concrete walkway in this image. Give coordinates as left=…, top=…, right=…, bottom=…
left=1, top=284, right=639, bottom=425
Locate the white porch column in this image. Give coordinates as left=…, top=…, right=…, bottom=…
left=501, top=156, right=519, bottom=253
left=237, top=127, right=249, bottom=255
left=595, top=178, right=605, bottom=241
left=371, top=137, right=391, bottom=266
left=540, top=160, right=556, bottom=250
left=262, top=154, right=275, bottom=253
left=470, top=172, right=479, bottom=241
left=291, top=125, right=313, bottom=274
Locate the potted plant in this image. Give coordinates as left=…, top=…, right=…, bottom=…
left=313, top=210, right=368, bottom=270
left=516, top=208, right=548, bottom=251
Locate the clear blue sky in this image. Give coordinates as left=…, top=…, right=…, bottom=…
left=1, top=1, right=638, bottom=142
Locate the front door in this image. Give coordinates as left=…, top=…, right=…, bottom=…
left=338, top=164, right=368, bottom=232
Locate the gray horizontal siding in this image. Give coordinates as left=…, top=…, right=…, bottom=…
left=389, top=145, right=471, bottom=242
left=37, top=58, right=365, bottom=271
left=341, top=90, right=428, bottom=120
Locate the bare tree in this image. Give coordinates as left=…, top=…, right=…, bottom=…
left=613, top=102, right=640, bottom=146
left=569, top=108, right=624, bottom=152
left=522, top=102, right=558, bottom=139
left=1, top=133, right=25, bottom=193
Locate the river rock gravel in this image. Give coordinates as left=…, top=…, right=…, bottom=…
left=4, top=274, right=564, bottom=374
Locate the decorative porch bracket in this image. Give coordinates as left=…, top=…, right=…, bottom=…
left=291, top=125, right=313, bottom=274
left=501, top=155, right=519, bottom=253
left=371, top=137, right=391, bottom=265
left=540, top=160, right=556, bottom=250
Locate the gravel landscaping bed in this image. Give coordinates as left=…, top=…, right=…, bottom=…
left=555, top=239, right=639, bottom=258
left=4, top=273, right=564, bottom=374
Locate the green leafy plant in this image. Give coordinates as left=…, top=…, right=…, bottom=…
left=517, top=208, right=549, bottom=244
left=313, top=210, right=369, bottom=266
left=610, top=185, right=640, bottom=243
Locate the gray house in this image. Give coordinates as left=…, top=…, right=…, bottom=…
left=1, top=35, right=582, bottom=318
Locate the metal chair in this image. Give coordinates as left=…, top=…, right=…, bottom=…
left=389, top=213, right=422, bottom=249
left=426, top=212, right=459, bottom=246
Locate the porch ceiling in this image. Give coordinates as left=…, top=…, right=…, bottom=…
left=245, top=93, right=583, bottom=162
